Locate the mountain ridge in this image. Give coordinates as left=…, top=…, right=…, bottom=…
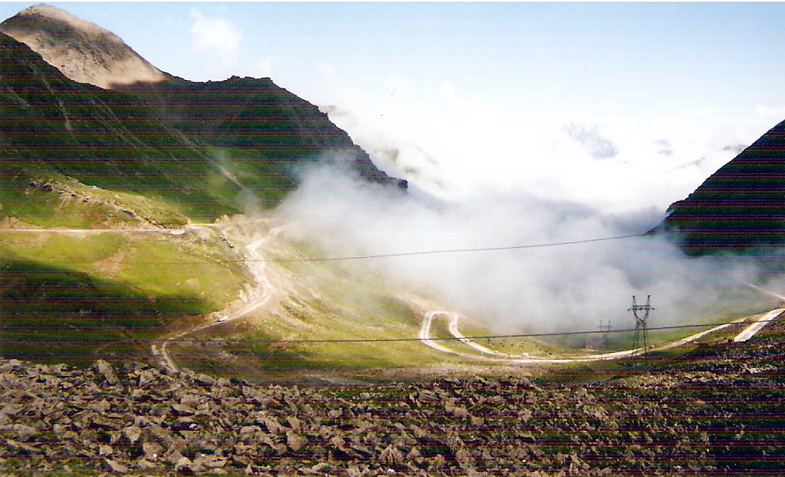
left=656, top=118, right=785, bottom=254
left=0, top=3, right=167, bottom=89
left=0, top=3, right=405, bottom=227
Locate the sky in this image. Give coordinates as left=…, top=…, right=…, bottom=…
left=4, top=2, right=785, bottom=213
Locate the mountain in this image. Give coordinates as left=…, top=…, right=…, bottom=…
left=0, top=3, right=405, bottom=226
left=0, top=31, right=241, bottom=224
left=656, top=119, right=785, bottom=254
left=0, top=3, right=166, bottom=89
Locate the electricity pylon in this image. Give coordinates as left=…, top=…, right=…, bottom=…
left=598, top=320, right=611, bottom=346
left=629, top=295, right=654, bottom=355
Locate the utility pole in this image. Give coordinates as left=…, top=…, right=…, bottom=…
left=629, top=295, right=654, bottom=355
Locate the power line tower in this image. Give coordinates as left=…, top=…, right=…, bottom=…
left=629, top=295, right=654, bottom=355
left=598, top=320, right=611, bottom=347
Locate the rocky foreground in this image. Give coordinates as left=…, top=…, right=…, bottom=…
left=1, top=327, right=785, bottom=476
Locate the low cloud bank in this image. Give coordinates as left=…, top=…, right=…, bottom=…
left=275, top=163, right=774, bottom=334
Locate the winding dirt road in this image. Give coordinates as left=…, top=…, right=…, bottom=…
left=421, top=308, right=785, bottom=364
left=151, top=225, right=283, bottom=373
left=9, top=223, right=784, bottom=369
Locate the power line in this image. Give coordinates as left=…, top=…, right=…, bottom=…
left=260, top=233, right=648, bottom=263
left=7, top=317, right=778, bottom=345
left=1, top=232, right=649, bottom=266
left=100, top=232, right=648, bottom=265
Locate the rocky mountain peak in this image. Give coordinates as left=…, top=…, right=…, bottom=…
left=0, top=3, right=165, bottom=89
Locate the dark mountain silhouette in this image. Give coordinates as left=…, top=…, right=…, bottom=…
left=656, top=119, right=785, bottom=254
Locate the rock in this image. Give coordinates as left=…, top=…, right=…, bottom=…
left=6, top=439, right=41, bottom=454
left=172, top=418, right=198, bottom=432
left=195, top=373, right=216, bottom=386
left=122, top=425, right=141, bottom=444
left=93, top=360, right=118, bottom=385
left=172, top=402, right=195, bottom=416
left=263, top=417, right=282, bottom=434
left=166, top=449, right=185, bottom=466
left=142, top=441, right=163, bottom=459
left=330, top=435, right=346, bottom=449
left=137, top=370, right=157, bottom=387
left=89, top=399, right=111, bottom=413
left=310, top=462, right=331, bottom=473
left=103, top=458, right=128, bottom=474
left=174, top=455, right=197, bottom=474
left=13, top=423, right=37, bottom=442
left=287, top=415, right=302, bottom=431
left=135, top=458, right=157, bottom=470
left=286, top=431, right=307, bottom=452
left=240, top=425, right=262, bottom=435
left=379, top=445, right=404, bottom=466
left=201, top=456, right=228, bottom=469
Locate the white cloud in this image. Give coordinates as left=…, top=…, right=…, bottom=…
left=276, top=164, right=766, bottom=334
left=321, top=78, right=785, bottom=215
left=189, top=9, right=242, bottom=67
left=562, top=122, right=618, bottom=160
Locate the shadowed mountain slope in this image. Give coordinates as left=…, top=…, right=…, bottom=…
left=0, top=31, right=245, bottom=222
left=0, top=3, right=405, bottom=215
left=656, top=119, right=785, bottom=254
left=122, top=75, right=403, bottom=188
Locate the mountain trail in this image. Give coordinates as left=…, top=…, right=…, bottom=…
left=421, top=306, right=785, bottom=365
left=152, top=222, right=285, bottom=373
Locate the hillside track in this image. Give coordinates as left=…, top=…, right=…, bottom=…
left=421, top=307, right=785, bottom=364
left=734, top=308, right=785, bottom=342
left=152, top=224, right=285, bottom=373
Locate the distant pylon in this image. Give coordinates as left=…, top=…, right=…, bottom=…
left=629, top=295, right=654, bottom=355
left=598, top=320, right=611, bottom=346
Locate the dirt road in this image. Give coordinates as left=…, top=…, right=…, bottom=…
left=151, top=225, right=283, bottom=373
left=421, top=308, right=785, bottom=364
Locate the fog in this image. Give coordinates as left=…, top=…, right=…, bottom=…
left=274, top=162, right=774, bottom=334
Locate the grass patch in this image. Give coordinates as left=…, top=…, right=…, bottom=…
left=0, top=259, right=204, bottom=364
left=176, top=228, right=463, bottom=377
left=0, top=230, right=250, bottom=364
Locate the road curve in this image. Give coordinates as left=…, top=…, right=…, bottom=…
left=734, top=308, right=784, bottom=342
left=421, top=307, right=785, bottom=365
left=153, top=225, right=284, bottom=373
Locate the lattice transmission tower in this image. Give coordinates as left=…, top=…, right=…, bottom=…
left=629, top=295, right=654, bottom=355
left=598, top=320, right=611, bottom=347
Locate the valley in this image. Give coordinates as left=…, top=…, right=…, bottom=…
left=2, top=3, right=785, bottom=476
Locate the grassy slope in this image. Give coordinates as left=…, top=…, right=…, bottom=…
left=0, top=32, right=405, bottom=370
left=165, top=220, right=780, bottom=378
left=0, top=230, right=251, bottom=364
left=171, top=224, right=466, bottom=380
left=0, top=33, right=259, bottom=365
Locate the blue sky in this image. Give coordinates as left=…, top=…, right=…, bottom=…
left=4, top=2, right=785, bottom=211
